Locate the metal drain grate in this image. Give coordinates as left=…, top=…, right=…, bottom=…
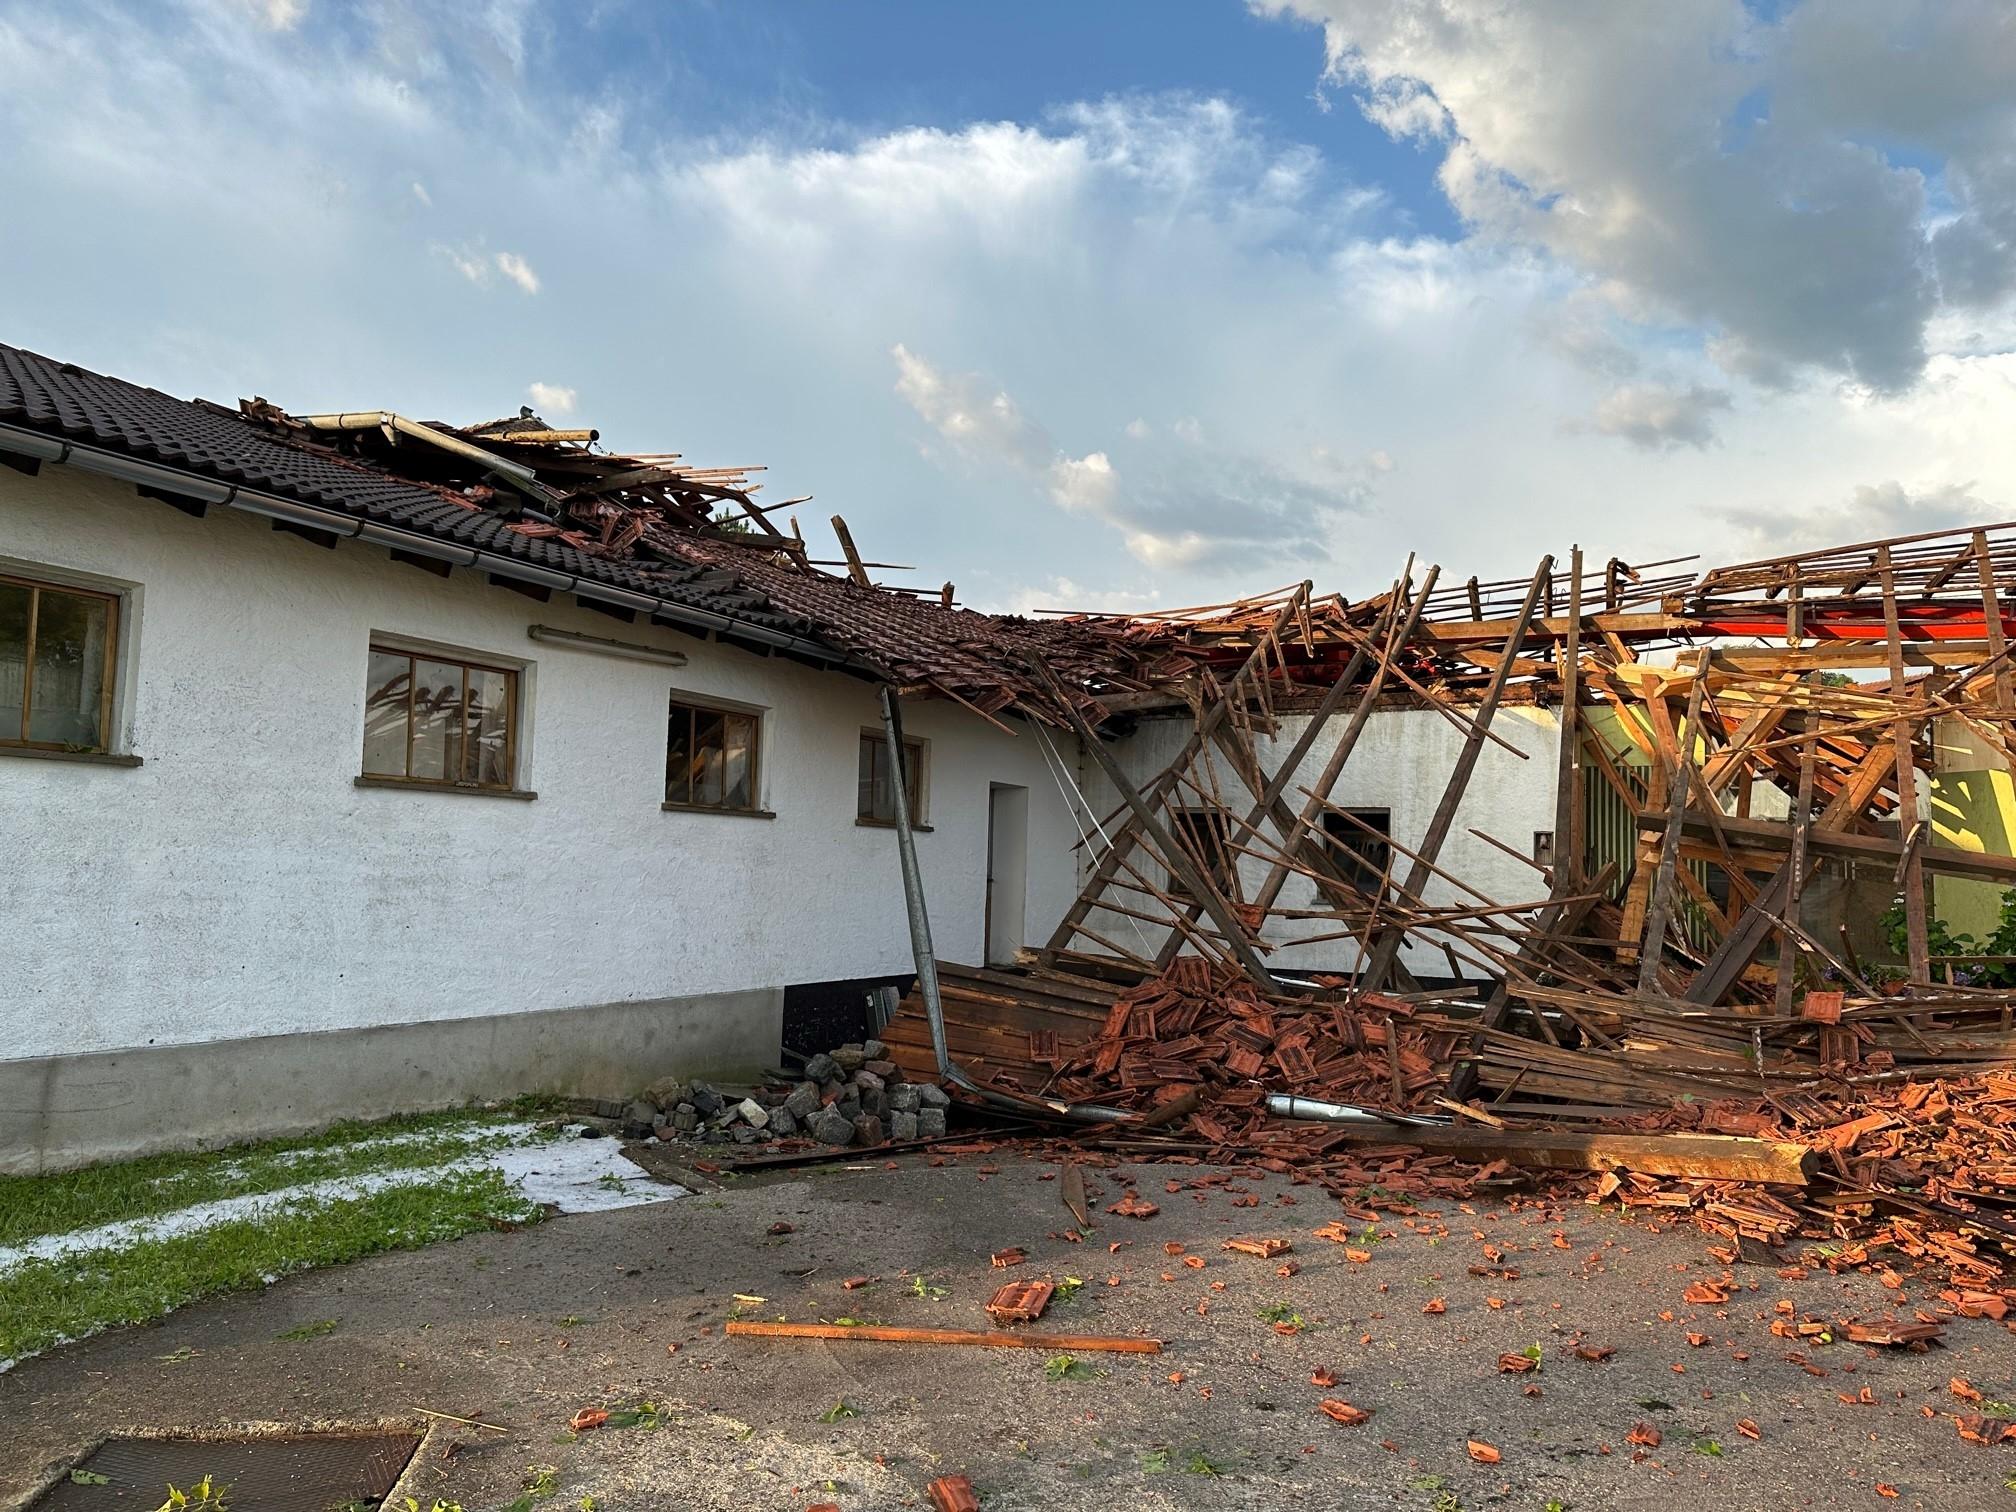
left=39, top=1431, right=422, bottom=1511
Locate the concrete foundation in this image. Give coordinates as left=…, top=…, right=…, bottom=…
left=0, top=987, right=781, bottom=1175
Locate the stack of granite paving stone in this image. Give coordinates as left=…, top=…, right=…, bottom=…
left=632, top=1038, right=952, bottom=1151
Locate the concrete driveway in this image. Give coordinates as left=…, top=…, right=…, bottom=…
left=4, top=1142, right=2010, bottom=1511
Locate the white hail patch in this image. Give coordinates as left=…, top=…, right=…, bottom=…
left=0, top=1123, right=681, bottom=1273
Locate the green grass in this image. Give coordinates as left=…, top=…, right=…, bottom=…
left=0, top=1103, right=557, bottom=1249
left=0, top=1168, right=539, bottom=1363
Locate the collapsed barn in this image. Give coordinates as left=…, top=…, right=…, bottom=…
left=862, top=526, right=2016, bottom=1306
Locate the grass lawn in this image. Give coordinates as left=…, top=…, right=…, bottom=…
left=0, top=1169, right=543, bottom=1364
left=0, top=1105, right=567, bottom=1366
left=0, top=1103, right=556, bottom=1248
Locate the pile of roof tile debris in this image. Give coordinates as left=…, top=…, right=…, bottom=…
left=227, top=392, right=1158, bottom=725
left=1040, top=957, right=1453, bottom=1133
left=879, top=523, right=2016, bottom=1306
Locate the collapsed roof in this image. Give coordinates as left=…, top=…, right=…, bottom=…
left=6, top=337, right=2016, bottom=730
left=0, top=342, right=1138, bottom=723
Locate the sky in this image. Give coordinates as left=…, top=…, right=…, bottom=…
left=1, top=1, right=2012, bottom=616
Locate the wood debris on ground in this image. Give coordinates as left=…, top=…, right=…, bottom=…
left=872, top=523, right=2016, bottom=1303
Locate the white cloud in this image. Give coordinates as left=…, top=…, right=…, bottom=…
left=1047, top=451, right=1119, bottom=515
left=1585, top=383, right=1733, bottom=451
left=232, top=0, right=307, bottom=30
left=410, top=180, right=431, bottom=207
left=982, top=575, right=1163, bottom=620
left=1718, top=479, right=1997, bottom=560
left=892, top=345, right=1371, bottom=570
left=891, top=343, right=1050, bottom=471
left=527, top=381, right=576, bottom=415
left=493, top=250, right=539, bottom=294
left=430, top=243, right=540, bottom=296
left=1259, top=0, right=2016, bottom=392
left=436, top=244, right=489, bottom=285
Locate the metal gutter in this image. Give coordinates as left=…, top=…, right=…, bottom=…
left=1265, top=1094, right=1449, bottom=1129
left=0, top=420, right=872, bottom=671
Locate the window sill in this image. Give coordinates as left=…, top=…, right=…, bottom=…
left=0, top=745, right=142, bottom=768
left=661, top=801, right=776, bottom=819
left=856, top=817, right=934, bottom=833
left=354, top=775, right=537, bottom=800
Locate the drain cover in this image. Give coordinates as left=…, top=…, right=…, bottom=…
left=40, top=1431, right=421, bottom=1511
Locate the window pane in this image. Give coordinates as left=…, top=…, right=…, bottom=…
left=466, top=666, right=512, bottom=786
left=411, top=658, right=463, bottom=781
left=362, top=650, right=411, bottom=776
left=666, top=702, right=693, bottom=804
left=903, top=739, right=923, bottom=823
left=859, top=734, right=895, bottom=821
left=26, top=588, right=110, bottom=747
left=0, top=583, right=27, bottom=739
left=1169, top=809, right=1234, bottom=901
left=691, top=708, right=726, bottom=806
left=723, top=714, right=754, bottom=810
left=1322, top=809, right=1391, bottom=895
left=858, top=735, right=878, bottom=817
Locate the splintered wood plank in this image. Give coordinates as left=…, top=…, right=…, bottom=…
left=1062, top=1164, right=1091, bottom=1228
left=727, top=1320, right=1161, bottom=1352
left=1636, top=667, right=1707, bottom=993
left=1321, top=1126, right=1813, bottom=1185
left=1878, top=545, right=1930, bottom=982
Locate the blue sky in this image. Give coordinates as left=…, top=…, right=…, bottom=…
left=0, top=1, right=2011, bottom=614
left=595, top=0, right=1456, bottom=237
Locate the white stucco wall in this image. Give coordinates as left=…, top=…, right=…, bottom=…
left=0, top=466, right=1083, bottom=1064
left=1083, top=703, right=1564, bottom=980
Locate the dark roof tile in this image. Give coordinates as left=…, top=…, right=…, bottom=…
left=0, top=342, right=803, bottom=637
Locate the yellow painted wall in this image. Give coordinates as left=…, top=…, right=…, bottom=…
left=1931, top=718, right=2016, bottom=940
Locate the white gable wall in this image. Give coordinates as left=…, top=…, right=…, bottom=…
left=0, top=465, right=1085, bottom=1168
left=1079, top=704, right=1564, bottom=981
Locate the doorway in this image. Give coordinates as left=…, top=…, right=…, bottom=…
left=986, top=784, right=1029, bottom=965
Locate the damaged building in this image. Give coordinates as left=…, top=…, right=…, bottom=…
left=0, top=342, right=1103, bottom=1171
left=6, top=336, right=2016, bottom=1263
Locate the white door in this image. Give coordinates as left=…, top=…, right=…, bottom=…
left=986, top=784, right=1029, bottom=965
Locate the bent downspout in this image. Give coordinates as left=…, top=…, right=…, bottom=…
left=1266, top=1094, right=1449, bottom=1129
left=877, top=684, right=1135, bottom=1126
